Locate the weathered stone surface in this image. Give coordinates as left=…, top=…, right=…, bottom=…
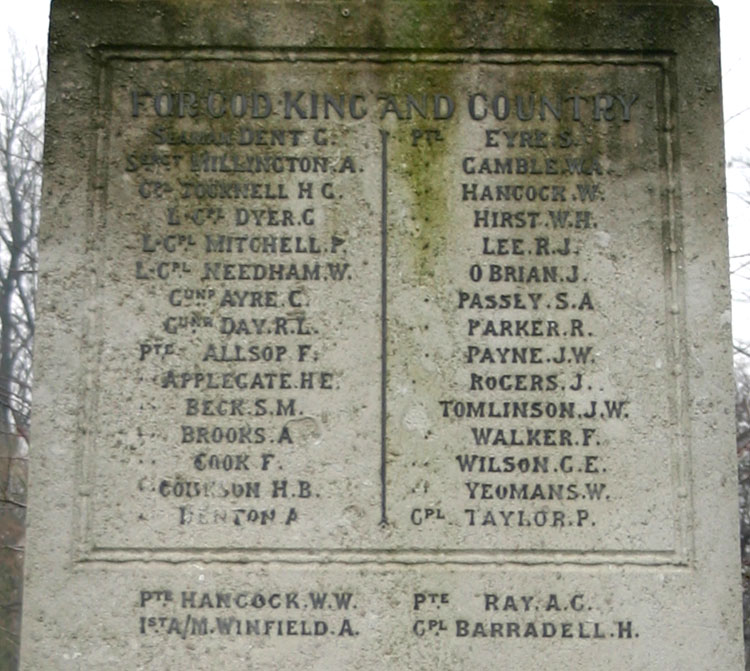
left=21, top=1, right=743, bottom=669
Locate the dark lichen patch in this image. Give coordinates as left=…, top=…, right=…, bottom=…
left=505, top=0, right=598, bottom=48
left=149, top=0, right=256, bottom=48
left=364, top=13, right=387, bottom=48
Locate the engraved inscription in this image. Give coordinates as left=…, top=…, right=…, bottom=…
left=82, top=54, right=681, bottom=559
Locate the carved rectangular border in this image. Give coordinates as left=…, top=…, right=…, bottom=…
left=74, top=49, right=687, bottom=566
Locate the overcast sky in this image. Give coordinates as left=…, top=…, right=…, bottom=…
left=715, top=0, right=750, bottom=347
left=1, top=0, right=749, bottom=340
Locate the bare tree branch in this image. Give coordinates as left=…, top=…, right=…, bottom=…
left=0, top=31, right=43, bottom=670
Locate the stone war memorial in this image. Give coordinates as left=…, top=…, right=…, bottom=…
left=20, top=0, right=744, bottom=668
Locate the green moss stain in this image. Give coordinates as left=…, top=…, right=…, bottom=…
left=398, top=126, right=449, bottom=283
left=392, top=0, right=454, bottom=48
left=307, top=0, right=498, bottom=50
left=381, top=63, right=458, bottom=284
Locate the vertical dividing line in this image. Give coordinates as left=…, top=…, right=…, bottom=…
left=379, top=129, right=389, bottom=527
